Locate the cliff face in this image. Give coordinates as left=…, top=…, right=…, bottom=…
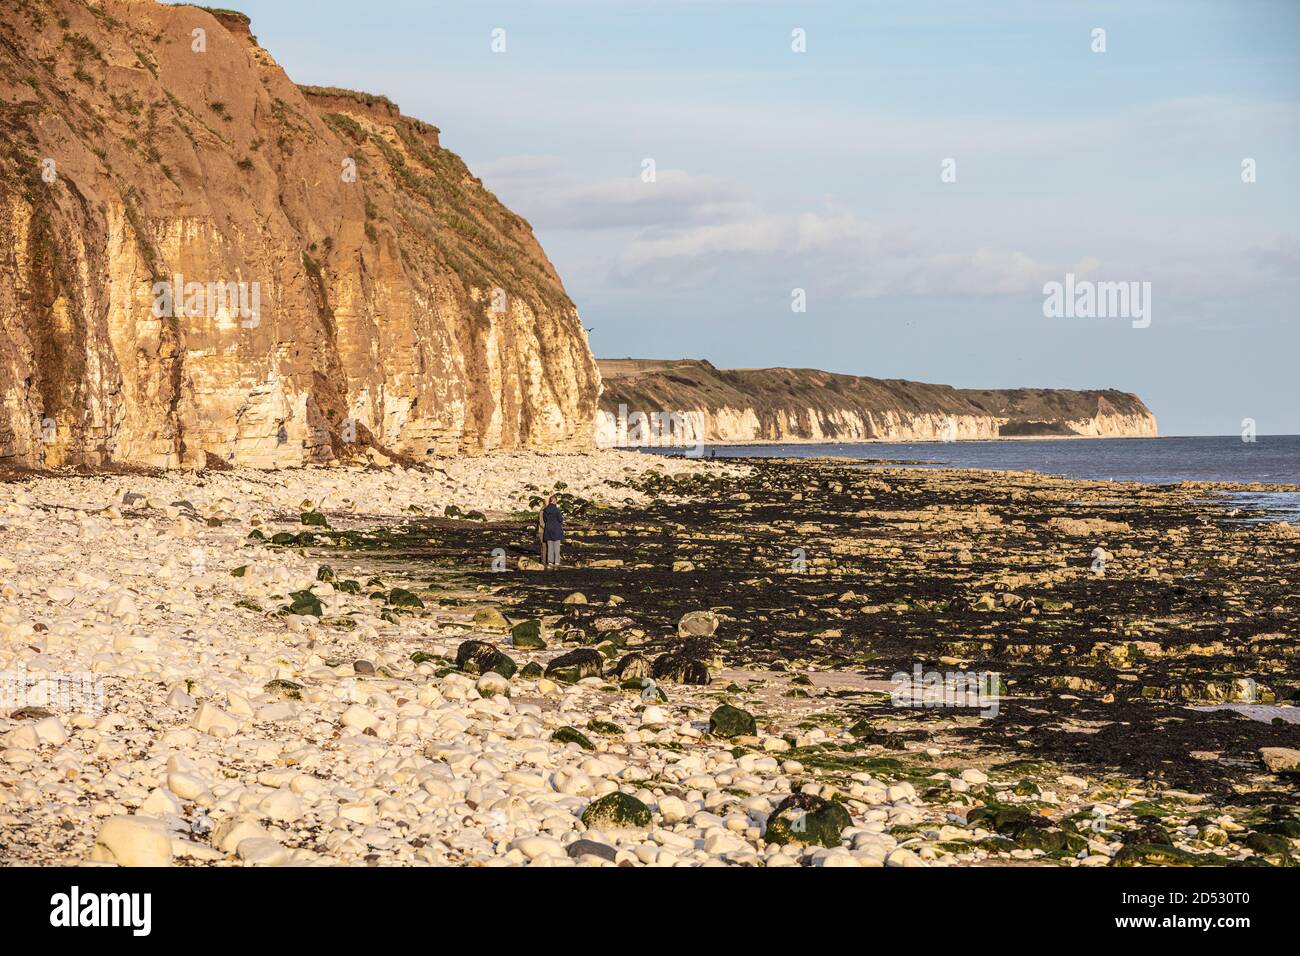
left=0, top=0, right=599, bottom=469
left=595, top=360, right=1157, bottom=446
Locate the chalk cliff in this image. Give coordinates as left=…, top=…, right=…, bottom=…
left=595, top=359, right=1157, bottom=447
left=0, top=0, right=599, bottom=468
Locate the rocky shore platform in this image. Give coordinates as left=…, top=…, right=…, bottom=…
left=1, top=453, right=1296, bottom=867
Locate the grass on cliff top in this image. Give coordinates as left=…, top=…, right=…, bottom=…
left=299, top=85, right=399, bottom=115
left=188, top=6, right=252, bottom=24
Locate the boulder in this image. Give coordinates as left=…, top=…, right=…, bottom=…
left=1260, top=747, right=1300, bottom=772
left=763, top=793, right=852, bottom=848
left=708, top=704, right=756, bottom=738
left=456, top=640, right=517, bottom=679
left=510, top=618, right=547, bottom=649
left=613, top=652, right=653, bottom=681
left=651, top=652, right=710, bottom=685
left=471, top=607, right=511, bottom=632
left=581, top=792, right=651, bottom=829
left=545, top=648, right=603, bottom=683
left=92, top=815, right=174, bottom=867
left=677, top=610, right=719, bottom=638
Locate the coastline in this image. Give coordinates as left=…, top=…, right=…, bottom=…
left=615, top=433, right=1168, bottom=448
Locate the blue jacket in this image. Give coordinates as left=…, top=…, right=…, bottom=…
left=542, top=504, right=564, bottom=541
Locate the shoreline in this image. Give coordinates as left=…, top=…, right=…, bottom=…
left=606, top=433, right=1167, bottom=449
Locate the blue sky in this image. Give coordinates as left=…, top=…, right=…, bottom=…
left=223, top=1, right=1298, bottom=435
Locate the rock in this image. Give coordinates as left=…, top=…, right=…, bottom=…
left=551, top=726, right=595, bottom=751
left=109, top=594, right=138, bottom=620
left=258, top=789, right=303, bottom=823
left=285, top=590, right=323, bottom=617
left=613, top=652, right=653, bottom=680
left=708, top=704, right=756, bottom=738
left=166, top=772, right=206, bottom=800
left=456, top=640, right=517, bottom=678
left=581, top=792, right=652, bottom=830
left=7, top=707, right=52, bottom=721
left=763, top=793, right=853, bottom=848
left=651, top=652, right=710, bottom=685
left=338, top=802, right=376, bottom=825
left=32, top=716, right=67, bottom=746
left=545, top=648, right=603, bottom=683
left=353, top=659, right=376, bottom=676
left=263, top=679, right=303, bottom=700
left=92, top=815, right=174, bottom=867
left=510, top=618, right=547, bottom=649
left=141, top=788, right=183, bottom=816
left=886, top=848, right=926, bottom=867
left=562, top=592, right=588, bottom=605
left=658, top=796, right=688, bottom=823
left=191, top=702, right=240, bottom=737
left=640, top=706, right=668, bottom=728
left=676, top=610, right=719, bottom=638
left=1260, top=747, right=1300, bottom=772
left=237, top=837, right=290, bottom=865
left=1243, top=831, right=1292, bottom=860
left=566, top=839, right=617, bottom=862
left=472, top=607, right=511, bottom=632
left=211, top=819, right=272, bottom=855
left=672, top=560, right=695, bottom=572
left=387, top=587, right=424, bottom=608
left=1112, top=843, right=1208, bottom=867
left=476, top=672, right=511, bottom=698
left=166, top=687, right=197, bottom=708
left=511, top=836, right=565, bottom=861
left=340, top=704, right=379, bottom=731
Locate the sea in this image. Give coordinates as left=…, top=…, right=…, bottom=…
left=646, top=435, right=1300, bottom=524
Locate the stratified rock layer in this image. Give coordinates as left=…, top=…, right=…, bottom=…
left=595, top=359, right=1156, bottom=446
left=0, top=1, right=599, bottom=468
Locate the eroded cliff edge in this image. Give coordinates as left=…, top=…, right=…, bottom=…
left=0, top=0, right=600, bottom=468
left=596, top=359, right=1157, bottom=445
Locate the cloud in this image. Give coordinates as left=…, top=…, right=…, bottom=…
left=1249, top=235, right=1300, bottom=279
left=619, top=218, right=785, bottom=269
left=613, top=204, right=1054, bottom=299
left=478, top=159, right=754, bottom=229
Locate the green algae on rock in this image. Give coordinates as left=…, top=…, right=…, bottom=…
left=546, top=648, right=603, bottom=683
left=581, top=792, right=651, bottom=829
left=551, top=726, right=595, bottom=751
left=709, top=704, right=756, bottom=738
left=455, top=640, right=517, bottom=679
left=764, top=792, right=852, bottom=848
left=510, top=619, right=547, bottom=649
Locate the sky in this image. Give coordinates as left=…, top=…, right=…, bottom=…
left=221, top=0, right=1299, bottom=435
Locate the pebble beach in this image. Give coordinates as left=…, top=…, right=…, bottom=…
left=1, top=452, right=1296, bottom=867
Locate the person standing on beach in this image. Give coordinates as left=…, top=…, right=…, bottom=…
left=541, top=494, right=564, bottom=568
